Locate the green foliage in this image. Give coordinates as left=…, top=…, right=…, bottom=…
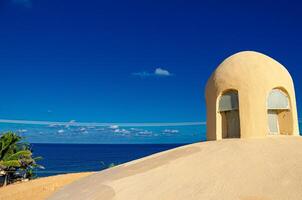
left=108, top=163, right=116, bottom=168
left=100, top=162, right=117, bottom=170
left=0, top=132, right=44, bottom=186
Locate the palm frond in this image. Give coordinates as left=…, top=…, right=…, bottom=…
left=6, top=150, right=32, bottom=161
left=0, top=160, right=21, bottom=168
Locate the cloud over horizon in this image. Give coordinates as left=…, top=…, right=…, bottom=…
left=0, top=119, right=205, bottom=127
left=154, top=68, right=171, bottom=76
left=133, top=68, right=172, bottom=77
left=0, top=119, right=204, bottom=143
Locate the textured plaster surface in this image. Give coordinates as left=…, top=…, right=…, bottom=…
left=205, top=51, right=299, bottom=140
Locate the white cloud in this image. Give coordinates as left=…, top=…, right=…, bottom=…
left=65, top=120, right=76, bottom=128
left=113, top=129, right=130, bottom=134
left=130, top=128, right=142, bottom=131
left=57, top=129, right=65, bottom=133
left=79, top=127, right=86, bottom=132
left=48, top=123, right=61, bottom=128
left=17, top=129, right=27, bottom=133
left=161, top=129, right=180, bottom=136
left=79, top=129, right=89, bottom=134
left=133, top=68, right=172, bottom=77
left=132, top=71, right=152, bottom=77
left=154, top=68, right=171, bottom=76
left=137, top=130, right=153, bottom=136
left=163, top=129, right=179, bottom=134
left=109, top=125, right=119, bottom=129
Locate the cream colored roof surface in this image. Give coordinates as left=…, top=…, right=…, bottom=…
left=50, top=136, right=302, bottom=200
left=207, top=51, right=293, bottom=91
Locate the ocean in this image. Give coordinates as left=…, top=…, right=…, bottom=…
left=0, top=122, right=203, bottom=177
left=2, top=122, right=301, bottom=177
left=31, top=143, right=187, bottom=177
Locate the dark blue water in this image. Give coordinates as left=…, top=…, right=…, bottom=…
left=31, top=143, right=186, bottom=177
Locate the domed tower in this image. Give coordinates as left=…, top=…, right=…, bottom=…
left=205, top=51, right=299, bottom=140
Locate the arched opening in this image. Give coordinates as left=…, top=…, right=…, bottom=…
left=267, top=88, right=292, bottom=135
left=218, top=90, right=240, bottom=138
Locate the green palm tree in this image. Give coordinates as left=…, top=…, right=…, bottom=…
left=0, top=132, right=43, bottom=186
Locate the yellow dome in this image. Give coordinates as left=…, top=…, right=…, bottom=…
left=205, top=51, right=299, bottom=140
left=207, top=51, right=293, bottom=92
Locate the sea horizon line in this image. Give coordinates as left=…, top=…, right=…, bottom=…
left=0, top=119, right=206, bottom=127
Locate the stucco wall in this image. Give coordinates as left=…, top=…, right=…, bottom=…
left=205, top=51, right=299, bottom=140
left=278, top=110, right=293, bottom=135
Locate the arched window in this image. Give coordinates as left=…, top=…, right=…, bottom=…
left=218, top=91, right=239, bottom=112
left=267, top=88, right=291, bottom=135
left=218, top=91, right=240, bottom=138
left=267, top=89, right=289, bottom=110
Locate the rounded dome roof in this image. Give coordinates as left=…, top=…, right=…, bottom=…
left=206, top=51, right=293, bottom=93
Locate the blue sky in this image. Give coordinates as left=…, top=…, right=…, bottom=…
left=0, top=0, right=301, bottom=143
